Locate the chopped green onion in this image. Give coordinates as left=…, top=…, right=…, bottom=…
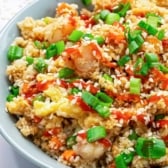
left=149, top=62, right=168, bottom=73
left=134, top=57, right=143, bottom=74
left=34, top=40, right=43, bottom=49
left=118, top=2, right=131, bottom=17
left=10, top=86, right=19, bottom=97
left=34, top=58, right=47, bottom=73
left=66, top=135, right=77, bottom=148
left=105, top=13, right=120, bottom=25
left=138, top=20, right=158, bottom=35
left=128, top=130, right=139, bottom=140
left=115, top=154, right=127, bottom=168
left=121, top=152, right=135, bottom=164
left=6, top=94, right=15, bottom=102
left=128, top=30, right=142, bottom=42
left=26, top=56, right=34, bottom=65
left=100, top=10, right=110, bottom=20
left=113, top=4, right=124, bottom=13
left=93, top=13, right=101, bottom=23
left=135, top=137, right=166, bottom=159
left=46, top=41, right=65, bottom=59
left=130, top=77, right=141, bottom=94
left=82, top=0, right=92, bottom=6
left=147, top=15, right=160, bottom=28
left=82, top=33, right=94, bottom=40
left=58, top=67, right=74, bottom=79
left=147, top=24, right=158, bottom=35
left=70, top=87, right=81, bottom=95
left=68, top=30, right=84, bottom=42
left=128, top=41, right=139, bottom=54
left=118, top=55, right=131, bottom=66
left=159, top=64, right=168, bottom=73
left=157, top=29, right=165, bottom=40
left=94, top=104, right=110, bottom=118
left=134, top=34, right=144, bottom=46
left=138, top=20, right=148, bottom=30
left=7, top=46, right=24, bottom=62
left=103, top=74, right=113, bottom=82
left=140, top=63, right=150, bottom=76
left=82, top=91, right=110, bottom=118
left=55, top=41, right=65, bottom=55
left=94, top=36, right=105, bottom=45
left=145, top=53, right=159, bottom=63
left=87, top=126, right=107, bottom=143
left=96, top=91, right=114, bottom=104
left=154, top=114, right=165, bottom=121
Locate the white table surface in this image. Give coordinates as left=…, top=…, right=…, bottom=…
left=0, top=0, right=39, bottom=167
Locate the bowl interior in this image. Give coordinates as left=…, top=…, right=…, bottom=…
left=0, top=0, right=91, bottom=167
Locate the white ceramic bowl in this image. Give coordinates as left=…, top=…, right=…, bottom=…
left=0, top=0, right=89, bottom=167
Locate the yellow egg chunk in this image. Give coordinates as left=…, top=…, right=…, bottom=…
left=44, top=86, right=67, bottom=102
left=33, top=100, right=58, bottom=117
left=55, top=98, right=86, bottom=119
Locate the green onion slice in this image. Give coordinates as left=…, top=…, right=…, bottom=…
left=46, top=41, right=65, bottom=59
left=66, top=135, right=77, bottom=148
left=86, top=126, right=107, bottom=143
left=58, top=67, right=74, bottom=79
left=105, top=13, right=120, bottom=25
left=145, top=53, right=159, bottom=63
left=26, top=56, right=34, bottom=65
left=68, top=30, right=84, bottom=42
left=135, top=137, right=166, bottom=159
left=82, top=91, right=110, bottom=118
left=115, top=154, right=127, bottom=168
left=96, top=91, right=114, bottom=104
left=34, top=58, right=48, bottom=73
left=118, top=2, right=131, bottom=17
left=130, top=77, right=141, bottom=94
left=154, top=114, right=165, bottom=121
left=103, top=74, right=113, bottom=82
left=118, top=55, right=131, bottom=66
left=6, top=94, right=15, bottom=102
left=128, top=41, right=139, bottom=54
left=7, top=46, right=24, bottom=62
left=100, top=10, right=110, bottom=20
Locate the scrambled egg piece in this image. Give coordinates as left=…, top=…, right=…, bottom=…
left=44, top=86, right=67, bottom=102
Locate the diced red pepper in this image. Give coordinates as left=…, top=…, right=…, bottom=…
left=43, top=127, right=61, bottom=137
left=113, top=111, right=132, bottom=122
left=136, top=114, right=151, bottom=125
left=77, top=132, right=87, bottom=139
left=148, top=95, right=162, bottom=103
left=162, top=39, right=168, bottom=49
left=36, top=80, right=54, bottom=92
left=156, top=120, right=168, bottom=128
left=33, top=116, right=42, bottom=123
left=116, top=93, right=140, bottom=102
left=98, top=138, right=112, bottom=148
left=22, top=83, right=38, bottom=98
left=80, top=14, right=90, bottom=20
left=68, top=95, right=95, bottom=112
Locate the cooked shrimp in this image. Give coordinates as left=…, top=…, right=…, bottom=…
left=73, top=141, right=105, bottom=160
left=63, top=42, right=100, bottom=78
left=44, top=16, right=77, bottom=43
left=64, top=42, right=116, bottom=78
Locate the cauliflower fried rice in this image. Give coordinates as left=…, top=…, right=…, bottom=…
left=5, top=0, right=168, bottom=167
